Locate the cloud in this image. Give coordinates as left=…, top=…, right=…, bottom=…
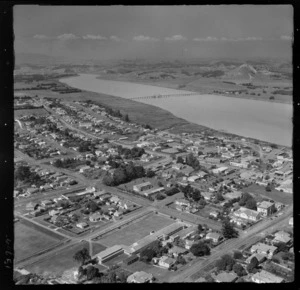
left=110, top=35, right=122, bottom=42
left=133, top=35, right=159, bottom=42
left=82, top=34, right=107, bottom=40
left=280, top=35, right=293, bottom=41
left=57, top=33, right=79, bottom=40
left=165, top=35, right=187, bottom=41
left=193, top=36, right=218, bottom=42
left=33, top=34, right=50, bottom=40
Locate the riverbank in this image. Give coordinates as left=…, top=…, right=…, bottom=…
left=94, top=74, right=292, bottom=105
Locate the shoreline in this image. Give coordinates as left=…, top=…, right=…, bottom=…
left=56, top=78, right=290, bottom=149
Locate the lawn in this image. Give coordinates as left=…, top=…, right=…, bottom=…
left=14, top=220, right=65, bottom=263
left=25, top=241, right=105, bottom=276
left=242, top=184, right=293, bottom=205
left=97, top=213, right=174, bottom=247
left=91, top=242, right=107, bottom=256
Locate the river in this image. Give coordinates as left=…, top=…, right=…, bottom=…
left=60, top=74, right=292, bottom=147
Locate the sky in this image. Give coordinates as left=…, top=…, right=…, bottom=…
left=14, top=5, right=293, bottom=61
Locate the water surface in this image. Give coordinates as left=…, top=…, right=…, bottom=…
left=61, top=74, right=292, bottom=146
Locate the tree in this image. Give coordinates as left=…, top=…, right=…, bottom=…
left=222, top=220, right=239, bottom=239
left=157, top=181, right=163, bottom=187
left=191, top=189, right=201, bottom=202
left=190, top=241, right=210, bottom=257
left=274, top=242, right=288, bottom=252
left=107, top=271, right=117, bottom=283
left=177, top=156, right=184, bottom=164
left=73, top=248, right=91, bottom=265
left=245, top=198, right=257, bottom=210
left=123, top=114, right=130, bottom=122
left=216, top=192, right=224, bottom=201
left=197, top=224, right=203, bottom=233
left=247, top=257, right=259, bottom=273
left=156, top=193, right=165, bottom=200
left=86, top=265, right=99, bottom=280
left=140, top=248, right=156, bottom=262
left=86, top=201, right=99, bottom=213
left=146, top=170, right=155, bottom=178
left=176, top=255, right=187, bottom=265
left=118, top=272, right=128, bottom=283
left=239, top=192, right=252, bottom=206
left=233, top=251, right=243, bottom=260
left=216, top=254, right=236, bottom=271
left=265, top=184, right=272, bottom=192
left=233, top=263, right=247, bottom=277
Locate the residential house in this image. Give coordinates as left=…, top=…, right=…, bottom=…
left=212, top=166, right=228, bottom=174
left=110, top=196, right=120, bottom=204
left=133, top=182, right=153, bottom=193
left=250, top=243, right=278, bottom=258
left=185, top=240, right=194, bottom=250
left=246, top=253, right=267, bottom=264
left=89, top=212, right=102, bottom=222
left=233, top=207, right=261, bottom=222
left=127, top=271, right=154, bottom=283
left=224, top=191, right=242, bottom=200
left=251, top=270, right=284, bottom=283
left=201, top=191, right=214, bottom=201
left=206, top=232, right=221, bottom=243
left=272, top=231, right=291, bottom=245
left=213, top=272, right=238, bottom=283
left=76, top=222, right=89, bottom=229
left=158, top=256, right=176, bottom=269
left=209, top=211, right=219, bottom=218
left=168, top=246, right=188, bottom=258
left=41, top=200, right=54, bottom=207
left=188, top=175, right=200, bottom=182
left=257, top=201, right=276, bottom=217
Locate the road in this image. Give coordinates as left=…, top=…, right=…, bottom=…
left=169, top=205, right=293, bottom=282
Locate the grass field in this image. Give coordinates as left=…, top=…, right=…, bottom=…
left=97, top=213, right=175, bottom=247
left=25, top=241, right=106, bottom=276
left=14, top=220, right=64, bottom=263
left=14, top=108, right=49, bottom=117
left=242, top=184, right=293, bottom=205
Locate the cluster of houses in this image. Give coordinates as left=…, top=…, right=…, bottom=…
left=14, top=162, right=77, bottom=198
left=15, top=131, right=64, bottom=160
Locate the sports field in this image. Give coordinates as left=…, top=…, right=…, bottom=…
left=14, top=220, right=65, bottom=263
left=98, top=213, right=175, bottom=247
left=26, top=241, right=106, bottom=276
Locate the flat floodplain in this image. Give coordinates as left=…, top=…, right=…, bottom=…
left=14, top=220, right=65, bottom=263
left=98, top=213, right=175, bottom=247
left=25, top=241, right=106, bottom=276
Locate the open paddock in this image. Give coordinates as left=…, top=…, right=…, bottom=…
left=97, top=212, right=175, bottom=247
left=14, top=219, right=66, bottom=263
left=25, top=240, right=106, bottom=276
left=242, top=184, right=293, bottom=205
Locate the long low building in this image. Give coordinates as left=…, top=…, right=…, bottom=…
left=127, top=222, right=187, bottom=254
left=95, top=245, right=124, bottom=264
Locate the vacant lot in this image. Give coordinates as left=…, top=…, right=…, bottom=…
left=98, top=213, right=175, bottom=247
left=26, top=240, right=106, bottom=276
left=242, top=184, right=293, bottom=205
left=14, top=220, right=65, bottom=263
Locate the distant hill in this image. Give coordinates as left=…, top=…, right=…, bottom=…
left=225, top=63, right=257, bottom=80
left=15, top=53, right=74, bottom=66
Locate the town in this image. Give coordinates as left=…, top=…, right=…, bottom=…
left=14, top=92, right=293, bottom=284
